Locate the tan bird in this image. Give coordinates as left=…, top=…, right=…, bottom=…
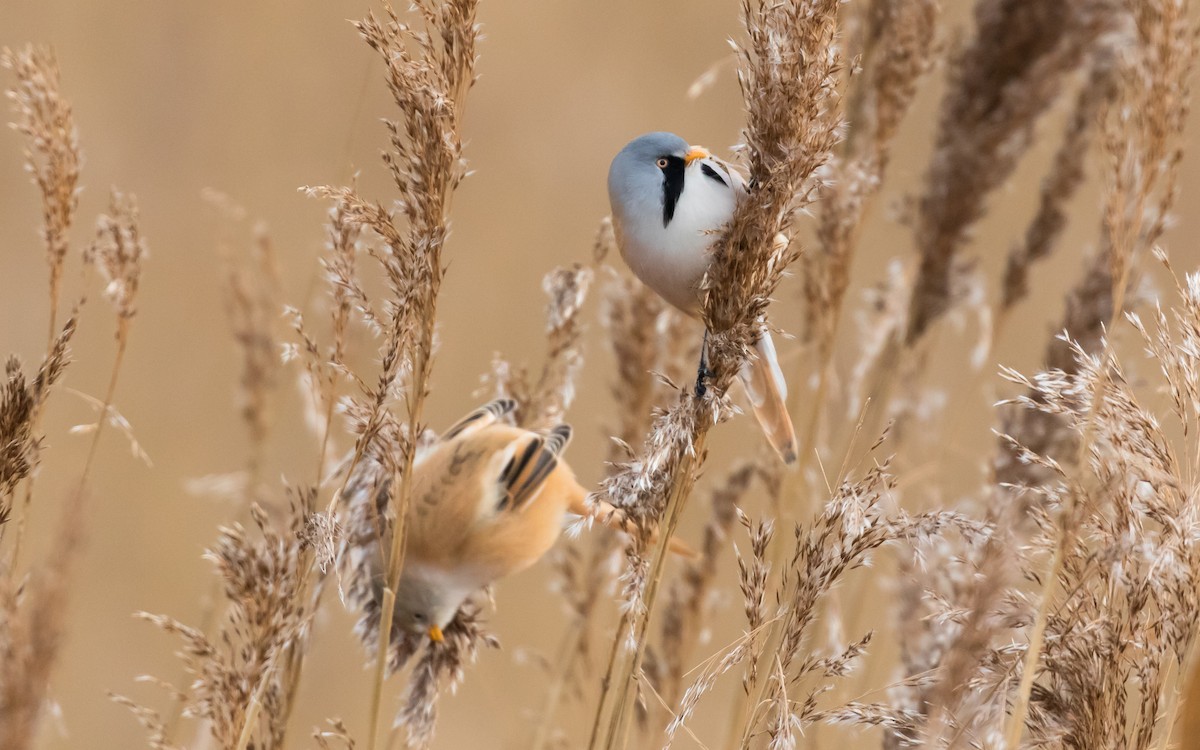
left=383, top=399, right=689, bottom=643
left=607, top=131, right=798, bottom=464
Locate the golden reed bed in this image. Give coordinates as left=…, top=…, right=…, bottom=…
left=2, top=1, right=1200, bottom=748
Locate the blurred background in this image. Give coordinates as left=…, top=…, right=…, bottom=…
left=2, top=1, right=1199, bottom=747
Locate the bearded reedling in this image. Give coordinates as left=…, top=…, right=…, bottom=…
left=607, top=132, right=798, bottom=463
left=377, top=399, right=692, bottom=643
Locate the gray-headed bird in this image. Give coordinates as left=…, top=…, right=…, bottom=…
left=607, top=131, right=798, bottom=464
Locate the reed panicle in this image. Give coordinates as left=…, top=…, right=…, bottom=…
left=211, top=199, right=283, bottom=494
left=8, top=1, right=1200, bottom=748
left=1, top=45, right=80, bottom=347
left=589, top=1, right=846, bottom=746
left=116, top=491, right=323, bottom=750
left=483, top=262, right=594, bottom=430
left=905, top=0, right=1123, bottom=343
left=1, top=44, right=151, bottom=750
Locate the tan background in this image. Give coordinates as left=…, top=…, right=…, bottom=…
left=1, top=1, right=1198, bottom=747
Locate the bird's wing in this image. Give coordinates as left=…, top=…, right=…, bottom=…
left=441, top=398, right=517, bottom=442
left=496, top=424, right=572, bottom=512
left=710, top=155, right=749, bottom=197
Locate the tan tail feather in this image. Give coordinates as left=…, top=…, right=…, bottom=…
left=570, top=492, right=699, bottom=560
left=738, top=330, right=798, bottom=464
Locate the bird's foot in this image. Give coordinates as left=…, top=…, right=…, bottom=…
left=694, top=362, right=715, bottom=399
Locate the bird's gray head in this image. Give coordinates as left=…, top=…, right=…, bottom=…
left=608, top=132, right=705, bottom=228
left=392, top=566, right=474, bottom=644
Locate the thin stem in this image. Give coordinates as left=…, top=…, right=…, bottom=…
left=47, top=263, right=62, bottom=354
left=234, top=650, right=279, bottom=750
left=599, top=429, right=708, bottom=750
left=1161, top=634, right=1200, bottom=749
left=368, top=587, right=399, bottom=750
left=316, top=376, right=340, bottom=488
left=587, top=614, right=631, bottom=750
left=368, top=343, right=433, bottom=750
left=1003, top=533, right=1064, bottom=748
left=530, top=617, right=586, bottom=750
left=79, top=318, right=129, bottom=483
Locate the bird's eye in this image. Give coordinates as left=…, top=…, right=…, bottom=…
left=655, top=157, right=669, bottom=169
left=413, top=613, right=426, bottom=623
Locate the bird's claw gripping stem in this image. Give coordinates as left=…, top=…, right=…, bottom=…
left=695, top=329, right=714, bottom=399
left=694, top=362, right=715, bottom=399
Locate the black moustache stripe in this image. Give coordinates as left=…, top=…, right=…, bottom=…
left=701, top=163, right=728, bottom=187
left=661, top=156, right=686, bottom=227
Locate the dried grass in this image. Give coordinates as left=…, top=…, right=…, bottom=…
left=7, top=1, right=1200, bottom=749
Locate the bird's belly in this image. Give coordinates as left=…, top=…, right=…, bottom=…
left=619, top=225, right=711, bottom=317
left=462, top=499, right=565, bottom=581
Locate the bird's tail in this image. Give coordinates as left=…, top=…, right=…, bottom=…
left=569, top=491, right=698, bottom=559
left=737, top=328, right=798, bottom=465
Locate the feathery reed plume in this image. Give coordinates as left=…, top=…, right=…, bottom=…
left=483, top=262, right=593, bottom=429
left=284, top=197, right=366, bottom=496
left=1004, top=5, right=1195, bottom=742
left=995, top=301, right=1200, bottom=747
left=804, top=0, right=939, bottom=358
left=1099, top=0, right=1193, bottom=315
left=1, top=44, right=80, bottom=347
left=904, top=0, right=1121, bottom=343
left=999, top=41, right=1121, bottom=317
left=116, top=490, right=322, bottom=749
left=589, top=2, right=845, bottom=745
left=304, top=3, right=480, bottom=746
left=211, top=197, right=283, bottom=495
left=0, top=322, right=74, bottom=522
left=664, top=457, right=980, bottom=747
left=76, top=189, right=146, bottom=482
left=2, top=44, right=86, bottom=560
left=531, top=223, right=690, bottom=750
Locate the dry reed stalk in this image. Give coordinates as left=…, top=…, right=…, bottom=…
left=589, top=2, right=844, bottom=746
left=2, top=44, right=82, bottom=564
left=787, top=0, right=941, bottom=572
left=212, top=199, right=283, bottom=497
left=663, top=454, right=981, bottom=748
left=896, top=36, right=1128, bottom=749
left=993, top=300, right=1200, bottom=748
left=76, top=190, right=146, bottom=482
left=904, top=0, right=1122, bottom=344
left=773, top=10, right=942, bottom=729
left=802, top=0, right=939, bottom=361
left=1, top=45, right=80, bottom=349
left=0, top=325, right=77, bottom=749
left=304, top=3, right=479, bottom=747
left=531, top=224, right=692, bottom=750
left=116, top=491, right=330, bottom=749
left=0, top=46, right=149, bottom=748
left=1005, top=2, right=1195, bottom=743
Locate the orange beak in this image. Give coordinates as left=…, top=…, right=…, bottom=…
left=428, top=625, right=444, bottom=643
left=684, top=147, right=710, bottom=166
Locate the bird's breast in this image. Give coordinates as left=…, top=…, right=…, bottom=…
left=615, top=167, right=737, bottom=316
